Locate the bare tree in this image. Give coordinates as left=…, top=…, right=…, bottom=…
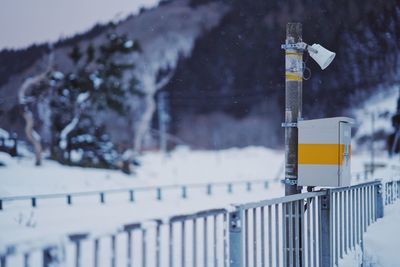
left=133, top=70, right=174, bottom=153
left=18, top=53, right=54, bottom=165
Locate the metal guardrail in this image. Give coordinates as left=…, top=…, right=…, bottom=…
left=1, top=179, right=399, bottom=267
left=0, top=169, right=377, bottom=211
left=384, top=180, right=400, bottom=204
left=231, top=190, right=326, bottom=267
left=0, top=179, right=270, bottom=210
left=325, top=181, right=381, bottom=266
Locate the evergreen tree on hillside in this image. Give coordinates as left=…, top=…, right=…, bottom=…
left=48, top=32, right=141, bottom=168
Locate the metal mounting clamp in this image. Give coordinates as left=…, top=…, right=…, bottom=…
left=281, top=179, right=298, bottom=185
left=281, top=122, right=297, bottom=128
left=281, top=42, right=307, bottom=51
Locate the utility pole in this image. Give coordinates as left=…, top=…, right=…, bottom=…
left=283, top=22, right=303, bottom=266
left=283, top=23, right=303, bottom=195
left=157, top=91, right=170, bottom=154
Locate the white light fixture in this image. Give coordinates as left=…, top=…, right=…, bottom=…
left=306, top=44, right=336, bottom=70
left=281, top=42, right=336, bottom=70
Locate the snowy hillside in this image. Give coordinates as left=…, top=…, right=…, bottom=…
left=0, top=0, right=230, bottom=148
left=1, top=0, right=399, bottom=151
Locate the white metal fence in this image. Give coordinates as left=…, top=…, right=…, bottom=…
left=1, top=179, right=399, bottom=267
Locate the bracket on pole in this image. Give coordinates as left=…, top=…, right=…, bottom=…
left=282, top=178, right=298, bottom=185
left=281, top=122, right=297, bottom=128
left=281, top=42, right=307, bottom=51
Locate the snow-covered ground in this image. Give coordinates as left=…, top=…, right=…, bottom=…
left=363, top=200, right=400, bottom=267
left=0, top=147, right=287, bottom=249
left=340, top=200, right=400, bottom=267
left=0, top=146, right=284, bottom=197
left=0, top=146, right=399, bottom=265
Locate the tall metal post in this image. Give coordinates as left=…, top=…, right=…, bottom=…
left=283, top=22, right=303, bottom=266
left=284, top=23, right=303, bottom=195
left=157, top=91, right=170, bottom=154
left=229, top=207, right=243, bottom=267
left=320, top=191, right=333, bottom=267
left=375, top=182, right=384, bottom=219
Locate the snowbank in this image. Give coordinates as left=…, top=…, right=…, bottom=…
left=363, top=201, right=400, bottom=267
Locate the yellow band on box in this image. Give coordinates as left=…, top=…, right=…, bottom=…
left=298, top=144, right=350, bottom=165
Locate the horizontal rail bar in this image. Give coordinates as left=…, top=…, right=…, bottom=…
left=237, top=191, right=326, bottom=210
left=330, top=180, right=381, bottom=193
left=170, top=208, right=226, bottom=222
left=0, top=179, right=270, bottom=202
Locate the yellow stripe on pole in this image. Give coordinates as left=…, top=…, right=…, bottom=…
left=285, top=52, right=302, bottom=56
left=286, top=73, right=302, bottom=81
left=298, top=144, right=350, bottom=165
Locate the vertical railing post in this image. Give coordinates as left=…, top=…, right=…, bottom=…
left=229, top=206, right=243, bottom=267
left=397, top=181, right=400, bottom=199
left=129, top=190, right=135, bottom=202
left=1, top=255, right=6, bottom=267
left=207, top=184, right=212, bottom=196
left=320, top=190, right=333, bottom=267
left=157, top=188, right=162, bottom=201
left=375, top=182, right=384, bottom=219
left=181, top=186, right=187, bottom=199
left=67, top=195, right=72, bottom=205
left=24, top=253, right=30, bottom=267
left=69, top=234, right=88, bottom=267
left=43, top=246, right=62, bottom=267
left=384, top=183, right=387, bottom=205
left=94, top=239, right=99, bottom=267
left=111, top=235, right=116, bottom=267
left=391, top=181, right=394, bottom=203
left=264, top=180, right=269, bottom=189
left=155, top=220, right=161, bottom=267
left=246, top=182, right=251, bottom=192
left=227, top=183, right=233, bottom=194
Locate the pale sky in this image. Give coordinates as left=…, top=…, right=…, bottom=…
left=0, top=0, right=161, bottom=50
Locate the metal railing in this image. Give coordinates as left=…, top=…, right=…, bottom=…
left=0, top=167, right=383, bottom=211
left=0, top=179, right=270, bottom=210
left=1, top=179, right=399, bottom=267
left=384, top=180, right=400, bottom=204
left=230, top=190, right=325, bottom=267
left=324, top=181, right=382, bottom=267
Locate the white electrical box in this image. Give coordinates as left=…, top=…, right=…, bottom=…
left=298, top=117, right=354, bottom=187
